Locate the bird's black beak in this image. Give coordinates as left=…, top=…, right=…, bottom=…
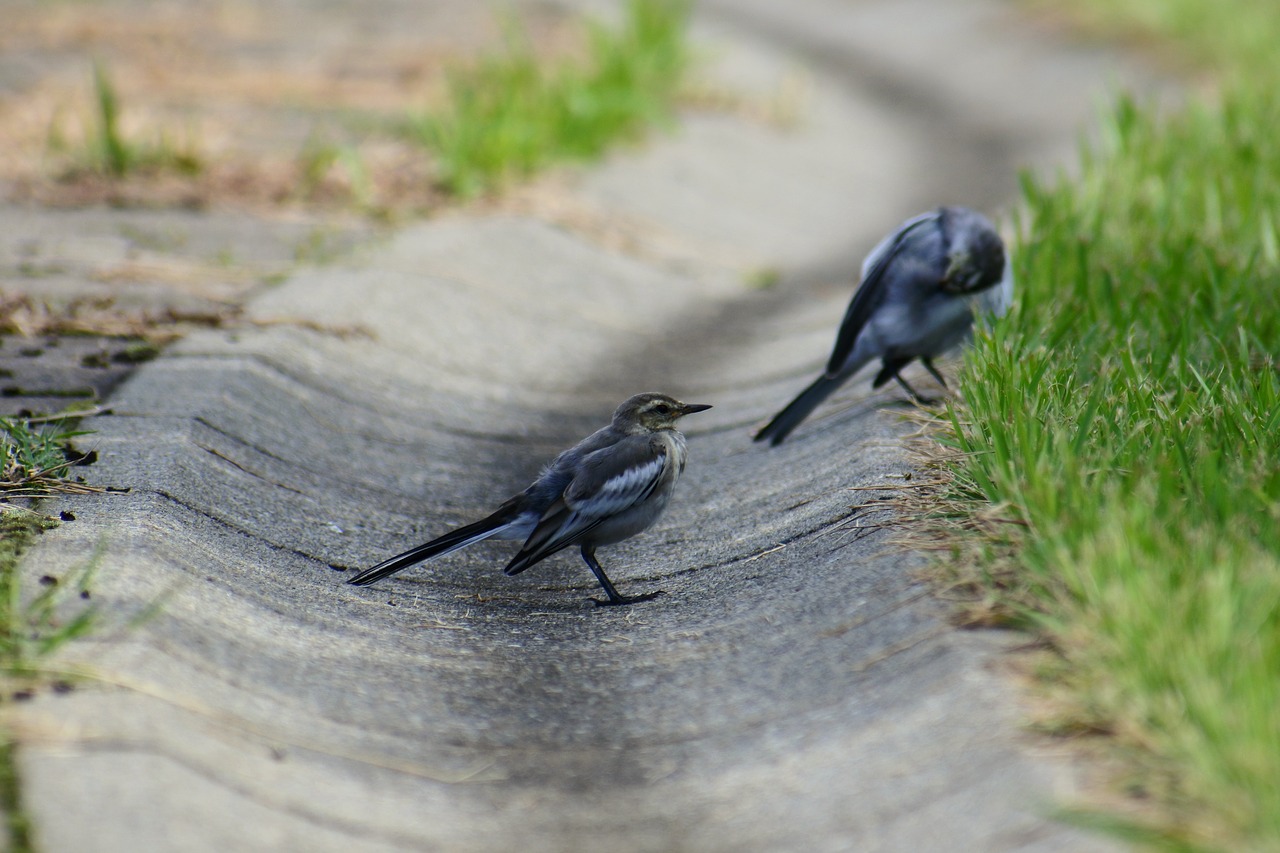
left=679, top=403, right=713, bottom=416
left=940, top=251, right=970, bottom=293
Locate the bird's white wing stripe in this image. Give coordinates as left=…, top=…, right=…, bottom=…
left=524, top=458, right=665, bottom=558
left=574, top=456, right=666, bottom=519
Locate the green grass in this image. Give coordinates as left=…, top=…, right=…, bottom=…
left=0, top=413, right=102, bottom=853
left=1, top=411, right=102, bottom=678
left=0, top=738, right=34, bottom=853
left=1, top=412, right=101, bottom=679
left=1, top=414, right=95, bottom=501
left=930, top=2, right=1280, bottom=848
left=0, top=508, right=96, bottom=853
left=0, top=511, right=97, bottom=679
left=296, top=136, right=374, bottom=210
left=408, top=0, right=691, bottom=198
left=1043, top=0, right=1280, bottom=76
left=72, top=61, right=202, bottom=179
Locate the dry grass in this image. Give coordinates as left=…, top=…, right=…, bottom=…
left=0, top=292, right=233, bottom=343
left=0, top=293, right=371, bottom=345
left=831, top=409, right=1039, bottom=629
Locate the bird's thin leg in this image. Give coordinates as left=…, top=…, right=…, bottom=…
left=874, top=358, right=934, bottom=404
left=921, top=357, right=948, bottom=389
left=893, top=372, right=935, bottom=405
left=581, top=546, right=663, bottom=607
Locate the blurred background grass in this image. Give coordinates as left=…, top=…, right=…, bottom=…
left=4, top=0, right=695, bottom=215
left=408, top=0, right=690, bottom=198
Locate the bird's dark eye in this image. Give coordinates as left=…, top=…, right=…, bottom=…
left=654, top=404, right=672, bottom=415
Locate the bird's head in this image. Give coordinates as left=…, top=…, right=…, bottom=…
left=614, top=393, right=713, bottom=433
left=941, top=218, right=1006, bottom=295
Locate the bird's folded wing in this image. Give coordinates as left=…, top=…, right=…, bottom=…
left=827, top=211, right=938, bottom=375
left=504, top=438, right=668, bottom=574
left=567, top=438, right=667, bottom=514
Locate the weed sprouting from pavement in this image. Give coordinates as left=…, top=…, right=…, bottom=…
left=0, top=412, right=102, bottom=678
left=0, top=415, right=100, bottom=502
left=0, top=512, right=99, bottom=681
left=71, top=61, right=204, bottom=179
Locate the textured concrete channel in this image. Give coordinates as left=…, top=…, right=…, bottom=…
left=11, top=1, right=1163, bottom=850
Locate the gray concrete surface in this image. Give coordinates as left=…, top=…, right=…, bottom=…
left=7, top=1, right=1165, bottom=850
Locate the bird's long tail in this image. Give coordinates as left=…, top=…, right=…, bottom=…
left=346, top=509, right=514, bottom=586
left=753, top=371, right=852, bottom=446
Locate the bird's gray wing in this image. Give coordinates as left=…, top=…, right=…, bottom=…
left=504, top=437, right=668, bottom=575
left=826, top=211, right=939, bottom=375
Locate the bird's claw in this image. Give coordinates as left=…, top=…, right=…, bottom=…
left=590, top=589, right=667, bottom=607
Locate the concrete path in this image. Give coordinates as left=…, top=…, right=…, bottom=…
left=9, top=1, right=1163, bottom=850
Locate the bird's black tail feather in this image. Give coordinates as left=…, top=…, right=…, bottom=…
left=346, top=509, right=514, bottom=586
left=753, top=372, right=848, bottom=446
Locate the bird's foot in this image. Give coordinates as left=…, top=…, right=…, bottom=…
left=885, top=395, right=935, bottom=409
left=590, top=589, right=666, bottom=607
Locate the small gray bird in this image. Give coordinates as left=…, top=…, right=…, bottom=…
left=347, top=392, right=712, bottom=606
left=754, top=206, right=1012, bottom=445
